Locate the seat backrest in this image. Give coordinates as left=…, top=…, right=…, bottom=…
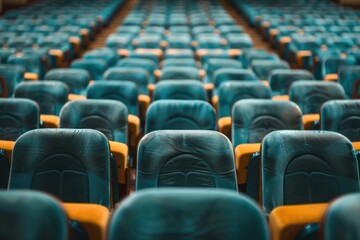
left=290, top=81, right=345, bottom=114
left=108, top=189, right=269, bottom=240
left=145, top=100, right=216, bottom=133
left=262, top=130, right=360, bottom=215
left=321, top=100, right=360, bottom=142
left=14, top=81, right=68, bottom=115
left=321, top=193, right=360, bottom=240
left=9, top=129, right=111, bottom=208
left=269, top=69, right=315, bottom=96
left=86, top=81, right=139, bottom=116
left=153, top=80, right=207, bottom=101
left=70, top=59, right=108, bottom=81
left=59, top=100, right=128, bottom=143
left=218, top=81, right=272, bottom=118
left=0, top=191, right=68, bottom=240
left=232, top=99, right=303, bottom=146
left=0, top=98, right=39, bottom=141
left=137, top=130, right=237, bottom=190
left=339, top=66, right=360, bottom=99
left=103, top=67, right=149, bottom=95
left=213, top=68, right=258, bottom=88
left=251, top=60, right=290, bottom=80
left=160, top=66, right=201, bottom=81
left=0, top=64, right=24, bottom=97
left=44, top=68, right=90, bottom=95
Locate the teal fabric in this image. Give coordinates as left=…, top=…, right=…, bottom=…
left=153, top=80, right=207, bottom=101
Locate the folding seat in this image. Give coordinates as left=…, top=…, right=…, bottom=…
left=37, top=36, right=72, bottom=67
left=105, top=35, right=132, bottom=51
left=161, top=58, right=198, bottom=69
left=132, top=35, right=162, bottom=49
left=339, top=65, right=360, bottom=99
left=321, top=100, right=360, bottom=142
left=168, top=26, right=190, bottom=34
left=145, top=100, right=216, bottom=133
left=242, top=50, right=279, bottom=68
left=115, top=26, right=141, bottom=35
left=269, top=69, right=315, bottom=97
left=142, top=26, right=165, bottom=35
left=192, top=26, right=215, bottom=36
left=213, top=68, right=259, bottom=89
left=218, top=25, right=244, bottom=36
left=44, top=68, right=90, bottom=96
left=7, top=37, right=33, bottom=51
left=196, top=35, right=227, bottom=50
left=108, top=189, right=269, bottom=240
left=34, top=25, right=57, bottom=35
left=227, top=33, right=254, bottom=50
left=321, top=193, right=360, bottom=240
left=328, top=26, right=351, bottom=35
left=7, top=53, right=45, bottom=80
left=160, top=66, right=201, bottom=81
left=314, top=54, right=357, bottom=81
left=262, top=130, right=360, bottom=216
left=70, top=58, right=107, bottom=81
left=205, top=58, right=243, bottom=83
left=14, top=81, right=68, bottom=128
left=326, top=37, right=355, bottom=53
left=250, top=59, right=290, bottom=81
left=137, top=130, right=237, bottom=190
left=288, top=36, right=322, bottom=69
left=0, top=191, right=68, bottom=240
left=166, top=34, right=192, bottom=49
left=116, top=58, right=156, bottom=84
left=0, top=64, right=24, bottom=98
left=153, top=80, right=207, bottom=101
left=163, top=49, right=194, bottom=60
left=127, top=51, right=160, bottom=69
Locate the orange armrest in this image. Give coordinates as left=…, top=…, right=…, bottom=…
left=272, top=95, right=289, bottom=101
left=148, top=83, right=155, bottom=98
left=212, top=95, right=218, bottom=111
left=154, top=69, right=161, bottom=80
left=228, top=49, right=242, bottom=57
left=269, top=203, right=328, bottom=240
left=79, top=29, right=89, bottom=37
left=109, top=141, right=128, bottom=184
left=352, top=141, right=360, bottom=151
left=128, top=114, right=140, bottom=147
left=135, top=48, right=163, bottom=59
left=40, top=115, right=59, bottom=128
left=117, top=49, right=130, bottom=57
left=217, top=117, right=231, bottom=139
left=204, top=83, right=214, bottom=91
left=324, top=74, right=338, bottom=82
left=24, top=72, right=38, bottom=81
left=280, top=37, right=292, bottom=44
left=63, top=203, right=109, bottom=240
left=199, top=69, right=205, bottom=79
left=262, top=80, right=269, bottom=86
left=138, top=94, right=151, bottom=120
left=68, top=94, right=86, bottom=101
left=49, top=49, right=64, bottom=67
left=0, top=140, right=15, bottom=163
left=235, top=143, right=261, bottom=185
left=302, top=114, right=320, bottom=130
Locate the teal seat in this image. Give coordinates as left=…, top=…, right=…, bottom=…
left=153, top=80, right=207, bottom=101
left=0, top=191, right=68, bottom=240
left=108, top=189, right=269, bottom=240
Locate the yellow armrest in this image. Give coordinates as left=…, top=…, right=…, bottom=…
left=24, top=72, right=38, bottom=81
left=272, top=95, right=289, bottom=101
left=212, top=95, right=218, bottom=112
left=49, top=49, right=64, bottom=67
left=302, top=114, right=320, bottom=130
left=217, top=117, right=231, bottom=140
left=324, top=74, right=338, bottom=82
left=0, top=140, right=15, bottom=163
left=109, top=141, right=128, bottom=185
left=68, top=94, right=86, bottom=101
left=270, top=203, right=328, bottom=240
left=234, top=143, right=261, bottom=186
left=128, top=114, right=140, bottom=148
left=138, top=94, right=151, bottom=122
left=40, top=115, right=59, bottom=128
left=63, top=203, right=110, bottom=240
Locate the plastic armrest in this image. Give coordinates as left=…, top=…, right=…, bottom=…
left=117, top=49, right=130, bottom=57
left=269, top=29, right=279, bottom=46
left=24, top=72, right=38, bottom=81
left=297, top=50, right=312, bottom=68
left=40, top=115, right=59, bottom=128
left=352, top=141, right=360, bottom=151
left=234, top=143, right=261, bottom=188
left=262, top=80, right=269, bottom=86
left=0, top=140, right=15, bottom=163
left=272, top=95, right=289, bottom=101
left=154, top=69, right=161, bottom=81
left=138, top=94, right=151, bottom=122
left=212, top=95, right=218, bottom=112
left=79, top=29, right=90, bottom=45
left=68, top=37, right=81, bottom=56
left=217, top=117, right=231, bottom=139
left=324, top=74, right=338, bottom=82
left=148, top=84, right=155, bottom=99
left=302, top=114, right=320, bottom=130
left=109, top=141, right=128, bottom=185
left=199, top=69, right=205, bottom=80
left=128, top=114, right=140, bottom=149
left=49, top=49, right=64, bottom=67
left=68, top=94, right=86, bottom=101
left=228, top=49, right=242, bottom=57
left=63, top=203, right=109, bottom=240
left=279, top=37, right=291, bottom=57
left=270, top=203, right=328, bottom=240
left=135, top=48, right=163, bottom=59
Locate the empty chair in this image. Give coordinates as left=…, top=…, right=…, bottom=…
left=217, top=81, right=272, bottom=118
left=0, top=191, right=68, bottom=240
left=205, top=58, right=243, bottom=82
left=145, top=100, right=216, bottom=133
left=44, top=68, right=90, bottom=95
left=87, top=81, right=139, bottom=116
left=290, top=81, right=345, bottom=114
left=339, top=66, right=360, bottom=99
left=232, top=99, right=303, bottom=146
left=0, top=67, right=23, bottom=96
left=321, top=100, right=360, bottom=142
left=137, top=130, right=237, bottom=190
left=251, top=60, right=290, bottom=80
left=321, top=193, right=360, bottom=240
left=83, top=48, right=118, bottom=67
left=213, top=68, right=258, bottom=88
left=9, top=129, right=111, bottom=208
left=71, top=59, right=107, bottom=81
left=108, top=189, right=269, bottom=240
left=153, top=80, right=207, bottom=101
left=14, top=81, right=68, bottom=116
left=60, top=100, right=128, bottom=144
left=262, top=130, right=360, bottom=215
left=269, top=69, right=315, bottom=96
left=160, top=66, right=201, bottom=81
left=116, top=58, right=156, bottom=83
left=7, top=54, right=45, bottom=80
